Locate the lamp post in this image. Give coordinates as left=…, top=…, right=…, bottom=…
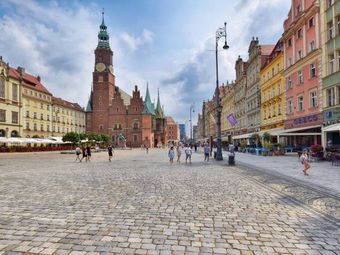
left=189, top=104, right=195, bottom=144
left=215, top=22, right=229, bottom=161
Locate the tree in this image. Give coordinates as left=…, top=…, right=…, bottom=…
left=62, top=132, right=80, bottom=145
left=250, top=133, right=261, bottom=147
left=262, top=132, right=271, bottom=142
left=100, top=134, right=110, bottom=143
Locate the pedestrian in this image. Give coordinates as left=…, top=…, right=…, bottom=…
left=185, top=144, right=192, bottom=164
left=86, top=146, right=92, bottom=162
left=108, top=145, right=113, bottom=162
left=194, top=143, right=197, bottom=152
left=168, top=146, right=175, bottom=164
left=80, top=146, right=87, bottom=162
left=176, top=144, right=182, bottom=163
left=204, top=143, right=210, bottom=162
left=145, top=145, right=149, bottom=154
left=300, top=150, right=310, bottom=176
left=75, top=146, right=81, bottom=162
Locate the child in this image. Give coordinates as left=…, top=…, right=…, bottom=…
left=185, top=144, right=192, bottom=164
left=75, top=146, right=81, bottom=162
left=300, top=150, right=310, bottom=175
left=80, top=147, right=87, bottom=163
left=168, top=146, right=175, bottom=164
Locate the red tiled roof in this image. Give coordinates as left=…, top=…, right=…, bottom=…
left=52, top=97, right=84, bottom=112
left=261, top=45, right=275, bottom=55
left=9, top=67, right=52, bottom=95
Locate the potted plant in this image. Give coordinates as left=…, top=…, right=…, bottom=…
left=263, top=141, right=272, bottom=156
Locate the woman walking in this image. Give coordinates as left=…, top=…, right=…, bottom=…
left=176, top=144, right=182, bottom=163
left=86, top=146, right=92, bottom=162
left=108, top=145, right=113, bottom=162
left=300, top=150, right=310, bottom=175
left=168, top=146, right=175, bottom=164
left=204, top=143, right=210, bottom=162
left=80, top=146, right=87, bottom=163
left=185, top=144, right=192, bottom=164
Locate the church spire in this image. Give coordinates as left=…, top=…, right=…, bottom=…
left=97, top=10, right=110, bottom=49
left=142, top=82, right=155, bottom=115
left=155, top=88, right=163, bottom=118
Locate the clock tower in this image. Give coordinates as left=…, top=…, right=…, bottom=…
left=90, top=11, right=115, bottom=133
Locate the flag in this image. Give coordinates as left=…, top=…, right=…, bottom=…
left=227, top=114, right=237, bottom=126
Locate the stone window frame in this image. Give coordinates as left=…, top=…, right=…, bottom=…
left=297, top=94, right=304, bottom=112
left=309, top=90, right=317, bottom=108
left=12, top=111, right=18, bottom=124
left=12, top=83, right=18, bottom=102
left=0, top=77, right=5, bottom=98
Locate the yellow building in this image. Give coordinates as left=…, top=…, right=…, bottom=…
left=52, top=97, right=85, bottom=136
left=221, top=82, right=235, bottom=143
left=9, top=66, right=53, bottom=138
left=260, top=41, right=285, bottom=133
left=0, top=57, right=21, bottom=138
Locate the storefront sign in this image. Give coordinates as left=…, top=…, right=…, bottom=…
left=324, top=107, right=340, bottom=121
left=285, top=113, right=323, bottom=129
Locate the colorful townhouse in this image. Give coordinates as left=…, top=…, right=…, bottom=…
left=260, top=40, right=285, bottom=141
left=320, top=0, right=340, bottom=148
left=246, top=37, right=274, bottom=134
left=0, top=57, right=21, bottom=138
left=282, top=0, right=323, bottom=147
left=221, top=82, right=235, bottom=143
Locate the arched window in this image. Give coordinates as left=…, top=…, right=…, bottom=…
left=11, top=130, right=18, bottom=137
left=133, top=122, right=139, bottom=129
left=0, top=129, right=5, bottom=137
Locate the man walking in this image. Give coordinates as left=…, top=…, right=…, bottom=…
left=185, top=144, right=192, bottom=164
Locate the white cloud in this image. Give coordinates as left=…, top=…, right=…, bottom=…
left=120, top=29, right=154, bottom=52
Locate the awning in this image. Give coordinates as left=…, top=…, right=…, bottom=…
left=232, top=133, right=251, bottom=140
left=322, top=123, right=340, bottom=132
left=278, top=125, right=321, bottom=136
left=232, top=128, right=284, bottom=140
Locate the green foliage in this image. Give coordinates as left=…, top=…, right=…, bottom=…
left=263, top=141, right=272, bottom=151
left=262, top=132, right=271, bottom=142
left=32, top=135, right=40, bottom=138
left=250, top=133, right=261, bottom=141
left=239, top=141, right=247, bottom=149
left=100, top=134, right=110, bottom=142
left=62, top=132, right=80, bottom=145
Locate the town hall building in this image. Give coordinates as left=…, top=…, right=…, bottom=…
left=85, top=13, right=168, bottom=148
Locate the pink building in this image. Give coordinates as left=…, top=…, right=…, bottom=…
left=282, top=0, right=322, bottom=147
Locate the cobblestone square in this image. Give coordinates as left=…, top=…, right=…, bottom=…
left=0, top=150, right=339, bottom=254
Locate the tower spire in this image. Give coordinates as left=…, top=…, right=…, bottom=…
left=97, top=10, right=110, bottom=49
left=155, top=88, right=163, bottom=118
left=142, top=82, right=155, bottom=115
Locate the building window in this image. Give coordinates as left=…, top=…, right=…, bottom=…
left=278, top=104, right=281, bottom=115
left=327, top=88, right=335, bottom=107
left=41, top=124, right=44, bottom=131
left=308, top=17, right=314, bottom=28
left=41, top=103, right=43, bottom=109
left=327, top=0, right=334, bottom=8
left=0, top=78, right=5, bottom=98
left=310, top=63, right=316, bottom=78
left=297, top=50, right=303, bottom=60
left=12, top=111, right=18, bottom=123
left=12, top=83, right=18, bottom=101
left=309, top=41, right=315, bottom=52
left=328, top=20, right=334, bottom=39
left=337, top=16, right=340, bottom=35
left=278, top=83, right=281, bottom=94
left=288, top=38, right=292, bottom=47
left=0, top=109, right=5, bottom=122
left=26, top=111, right=29, bottom=117
left=296, top=4, right=302, bottom=14
left=134, top=135, right=138, bottom=142
left=329, top=54, right=335, bottom=74
left=26, top=122, right=30, bottom=130
left=34, top=123, right=37, bottom=131
left=133, top=122, right=139, bottom=129
left=47, top=125, right=50, bottom=132
left=47, top=114, right=50, bottom=121
left=277, top=63, right=280, bottom=72
left=288, top=58, right=293, bottom=66
left=34, top=112, right=37, bottom=119
left=297, top=29, right=302, bottom=39
left=298, top=95, right=304, bottom=111
left=116, top=108, right=119, bottom=112
left=40, top=113, right=43, bottom=120
left=298, top=70, right=303, bottom=84
left=310, top=91, right=317, bottom=108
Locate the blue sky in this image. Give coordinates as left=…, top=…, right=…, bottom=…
left=0, top=0, right=290, bottom=127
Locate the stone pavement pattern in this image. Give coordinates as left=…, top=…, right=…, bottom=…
left=0, top=150, right=339, bottom=255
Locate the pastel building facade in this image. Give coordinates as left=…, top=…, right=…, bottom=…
left=282, top=0, right=323, bottom=147
left=260, top=41, right=285, bottom=134
left=320, top=0, right=340, bottom=148
left=0, top=58, right=21, bottom=138
left=221, top=82, right=235, bottom=143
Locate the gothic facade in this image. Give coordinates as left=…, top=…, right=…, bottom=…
left=86, top=14, right=167, bottom=148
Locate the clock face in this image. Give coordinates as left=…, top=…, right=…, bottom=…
left=96, top=63, right=106, bottom=72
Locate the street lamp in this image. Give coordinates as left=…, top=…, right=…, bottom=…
left=215, top=22, right=229, bottom=161
left=189, top=104, right=195, bottom=144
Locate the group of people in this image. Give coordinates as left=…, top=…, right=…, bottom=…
left=75, top=146, right=92, bottom=162
left=168, top=144, right=193, bottom=164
